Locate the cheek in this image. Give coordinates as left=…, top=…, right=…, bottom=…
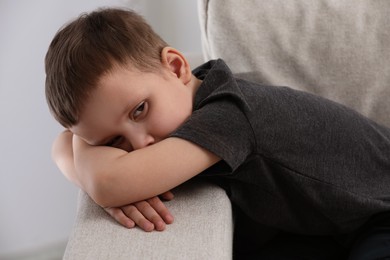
left=169, top=103, right=192, bottom=131
left=154, top=115, right=184, bottom=136
left=151, top=103, right=192, bottom=136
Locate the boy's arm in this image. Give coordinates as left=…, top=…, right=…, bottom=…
left=52, top=130, right=174, bottom=231
left=73, top=135, right=220, bottom=208
left=51, top=130, right=81, bottom=187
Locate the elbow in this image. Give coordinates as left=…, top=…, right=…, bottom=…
left=84, top=170, right=115, bottom=208
left=92, top=195, right=112, bottom=209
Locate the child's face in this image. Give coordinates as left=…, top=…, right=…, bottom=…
left=70, top=63, right=196, bottom=151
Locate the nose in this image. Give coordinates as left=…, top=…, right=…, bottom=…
left=125, top=128, right=155, bottom=150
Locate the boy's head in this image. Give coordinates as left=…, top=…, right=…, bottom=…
left=45, top=8, right=168, bottom=128
left=46, top=7, right=200, bottom=151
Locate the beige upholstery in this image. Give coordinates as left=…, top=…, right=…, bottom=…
left=64, top=180, right=233, bottom=259
left=199, top=0, right=390, bottom=127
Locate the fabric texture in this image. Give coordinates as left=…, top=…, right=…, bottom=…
left=198, top=0, right=390, bottom=128
left=64, top=180, right=233, bottom=260
left=172, top=59, right=390, bottom=236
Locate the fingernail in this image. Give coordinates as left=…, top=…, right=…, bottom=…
left=156, top=221, right=166, bottom=231
left=127, top=220, right=135, bottom=229
left=144, top=222, right=154, bottom=232
left=166, top=215, right=174, bottom=224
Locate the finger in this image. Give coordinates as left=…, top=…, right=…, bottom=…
left=147, top=196, right=174, bottom=225
left=134, top=200, right=168, bottom=231
left=159, top=191, right=174, bottom=201
left=122, top=204, right=155, bottom=232
left=104, top=207, right=135, bottom=229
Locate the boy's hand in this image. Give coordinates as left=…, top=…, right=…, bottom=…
left=104, top=191, right=174, bottom=232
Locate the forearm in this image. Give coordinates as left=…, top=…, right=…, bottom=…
left=52, top=130, right=82, bottom=188
left=73, top=136, right=220, bottom=208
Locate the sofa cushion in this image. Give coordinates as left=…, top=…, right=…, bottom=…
left=64, top=181, right=233, bottom=259
left=199, top=0, right=390, bottom=127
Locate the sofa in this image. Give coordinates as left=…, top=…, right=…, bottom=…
left=64, top=0, right=390, bottom=259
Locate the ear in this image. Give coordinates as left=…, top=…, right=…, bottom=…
left=161, top=47, right=192, bottom=85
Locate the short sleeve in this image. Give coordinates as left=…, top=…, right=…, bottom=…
left=170, top=98, right=255, bottom=173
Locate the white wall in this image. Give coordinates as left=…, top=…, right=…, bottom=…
left=0, top=0, right=201, bottom=256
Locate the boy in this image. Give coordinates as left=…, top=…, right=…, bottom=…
left=46, top=7, right=390, bottom=259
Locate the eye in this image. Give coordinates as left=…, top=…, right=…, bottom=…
left=105, top=136, right=123, bottom=148
left=131, top=101, right=148, bottom=121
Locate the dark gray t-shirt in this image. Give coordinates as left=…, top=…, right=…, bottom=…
left=171, top=59, right=390, bottom=235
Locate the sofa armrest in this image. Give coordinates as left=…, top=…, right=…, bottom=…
left=63, top=180, right=233, bottom=260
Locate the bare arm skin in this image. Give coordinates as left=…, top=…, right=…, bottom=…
left=52, top=130, right=176, bottom=231
left=51, top=130, right=81, bottom=187
left=72, top=135, right=220, bottom=208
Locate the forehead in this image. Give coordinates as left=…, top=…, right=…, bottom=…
left=71, top=67, right=141, bottom=144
